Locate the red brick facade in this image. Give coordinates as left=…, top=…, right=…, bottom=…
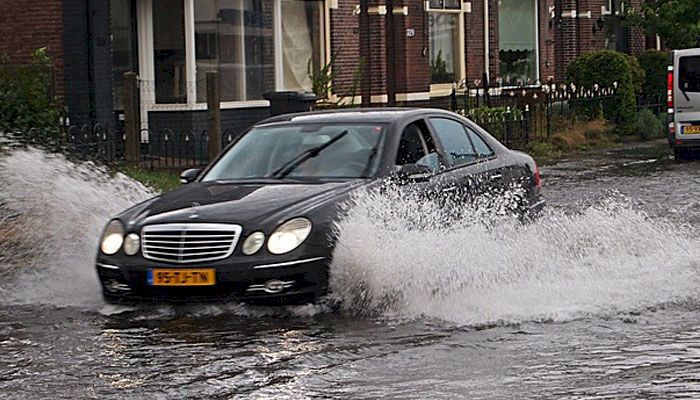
left=0, top=0, right=650, bottom=111
left=331, top=0, right=649, bottom=103
left=0, top=0, right=65, bottom=101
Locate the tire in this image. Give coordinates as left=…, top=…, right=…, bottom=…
left=674, top=148, right=686, bottom=162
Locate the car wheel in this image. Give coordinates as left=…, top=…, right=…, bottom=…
left=674, top=148, right=687, bottom=162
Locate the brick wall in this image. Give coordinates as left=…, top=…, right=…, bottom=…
left=0, top=0, right=65, bottom=101
left=538, top=0, right=555, bottom=83
left=330, top=0, right=360, bottom=97
left=465, top=1, right=485, bottom=85
left=394, top=0, right=430, bottom=95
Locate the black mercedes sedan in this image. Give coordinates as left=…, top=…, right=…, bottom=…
left=96, top=108, right=543, bottom=304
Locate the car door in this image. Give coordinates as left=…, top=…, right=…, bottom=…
left=464, top=122, right=534, bottom=212
left=425, top=116, right=497, bottom=202
left=392, top=118, right=450, bottom=200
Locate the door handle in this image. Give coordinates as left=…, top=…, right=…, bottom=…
left=489, top=173, right=503, bottom=181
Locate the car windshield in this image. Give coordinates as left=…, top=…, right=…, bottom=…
left=202, top=123, right=386, bottom=181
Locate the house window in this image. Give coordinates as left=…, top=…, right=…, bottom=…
left=427, top=0, right=463, bottom=86
left=194, top=0, right=275, bottom=102
left=498, top=0, right=538, bottom=86
left=147, top=0, right=324, bottom=106
left=153, top=0, right=187, bottom=103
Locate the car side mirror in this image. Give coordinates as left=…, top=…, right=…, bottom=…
left=180, top=168, right=201, bottom=184
left=395, top=163, right=433, bottom=182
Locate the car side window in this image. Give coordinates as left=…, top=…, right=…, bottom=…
left=465, top=127, right=495, bottom=158
left=429, top=118, right=478, bottom=167
left=396, top=121, right=440, bottom=172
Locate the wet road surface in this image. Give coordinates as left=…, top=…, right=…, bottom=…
left=1, top=140, right=699, bottom=399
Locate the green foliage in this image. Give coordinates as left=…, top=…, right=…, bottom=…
left=430, top=50, right=454, bottom=84
left=307, top=50, right=365, bottom=107
left=0, top=48, right=61, bottom=131
left=566, top=50, right=643, bottom=129
left=121, top=167, right=181, bottom=193
left=631, top=108, right=663, bottom=139
left=636, top=49, right=670, bottom=99
left=465, top=106, right=524, bottom=140
left=308, top=49, right=340, bottom=100
left=466, top=106, right=523, bottom=121
left=626, top=0, right=700, bottom=49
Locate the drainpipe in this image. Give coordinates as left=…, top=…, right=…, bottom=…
left=575, top=0, right=580, bottom=57
left=385, top=0, right=396, bottom=106
left=484, top=0, right=490, bottom=83
left=360, top=0, right=371, bottom=106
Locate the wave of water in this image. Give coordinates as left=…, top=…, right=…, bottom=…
left=329, top=189, right=700, bottom=326
left=0, top=148, right=154, bottom=307
left=1, top=147, right=698, bottom=326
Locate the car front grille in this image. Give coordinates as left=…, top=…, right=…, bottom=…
left=141, top=223, right=242, bottom=264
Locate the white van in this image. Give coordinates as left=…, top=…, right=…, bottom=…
left=668, top=48, right=700, bottom=160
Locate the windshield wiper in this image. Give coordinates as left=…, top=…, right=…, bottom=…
left=360, top=147, right=378, bottom=178
left=269, top=130, right=349, bottom=178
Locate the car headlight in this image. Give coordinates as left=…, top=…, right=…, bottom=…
left=100, top=220, right=125, bottom=255
left=242, top=231, right=265, bottom=255
left=267, top=218, right=312, bottom=255
left=123, top=233, right=140, bottom=256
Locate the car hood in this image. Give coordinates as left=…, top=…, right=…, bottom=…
left=119, top=180, right=366, bottom=231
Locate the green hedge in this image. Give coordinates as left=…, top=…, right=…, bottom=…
left=0, top=48, right=61, bottom=131
left=566, top=50, right=643, bottom=130
left=636, top=49, right=669, bottom=100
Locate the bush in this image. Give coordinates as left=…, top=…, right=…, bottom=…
left=631, top=108, right=663, bottom=139
left=636, top=49, right=669, bottom=100
left=566, top=50, right=643, bottom=129
left=0, top=48, right=61, bottom=131
left=465, top=106, right=524, bottom=140
left=466, top=106, right=523, bottom=122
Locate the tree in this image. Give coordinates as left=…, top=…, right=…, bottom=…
left=626, top=0, right=700, bottom=49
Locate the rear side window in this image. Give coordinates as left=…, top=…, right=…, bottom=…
left=466, top=127, right=494, bottom=158
left=679, top=56, right=700, bottom=92
left=430, top=118, right=478, bottom=167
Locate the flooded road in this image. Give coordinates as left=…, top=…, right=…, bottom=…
left=1, top=141, right=699, bottom=399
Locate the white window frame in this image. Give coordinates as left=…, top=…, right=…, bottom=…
left=137, top=0, right=329, bottom=114
left=427, top=1, right=467, bottom=97
left=497, top=0, right=540, bottom=89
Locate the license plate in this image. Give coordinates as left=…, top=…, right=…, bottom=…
left=682, top=125, right=700, bottom=134
left=147, top=268, right=216, bottom=286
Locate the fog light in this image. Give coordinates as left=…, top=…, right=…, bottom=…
left=242, top=231, right=265, bottom=255
left=264, top=279, right=293, bottom=293
left=123, top=233, right=140, bottom=256
left=104, top=279, right=131, bottom=293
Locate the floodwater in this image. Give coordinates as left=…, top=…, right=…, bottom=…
left=1, top=141, right=699, bottom=399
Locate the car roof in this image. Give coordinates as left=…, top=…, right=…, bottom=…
left=256, top=107, right=457, bottom=126
left=674, top=48, right=700, bottom=57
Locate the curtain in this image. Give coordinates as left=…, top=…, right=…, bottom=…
left=498, top=0, right=536, bottom=52
left=281, top=0, right=314, bottom=91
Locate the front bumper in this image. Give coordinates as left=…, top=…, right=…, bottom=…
left=96, top=256, right=329, bottom=304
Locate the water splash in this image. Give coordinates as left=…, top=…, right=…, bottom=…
left=2, top=146, right=698, bottom=326
left=0, top=148, right=154, bottom=307
left=329, top=188, right=700, bottom=326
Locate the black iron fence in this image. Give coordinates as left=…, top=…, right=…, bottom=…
left=1, top=124, right=238, bottom=170
left=447, top=83, right=622, bottom=148
left=2, top=85, right=667, bottom=169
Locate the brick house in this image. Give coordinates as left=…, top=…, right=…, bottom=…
left=1, top=0, right=652, bottom=134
